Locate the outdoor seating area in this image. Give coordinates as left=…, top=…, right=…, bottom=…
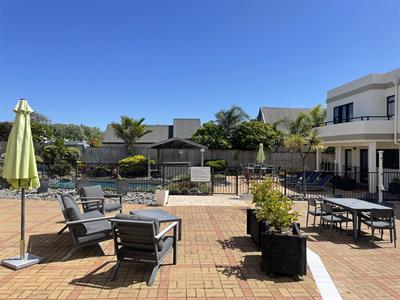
left=1, top=197, right=400, bottom=299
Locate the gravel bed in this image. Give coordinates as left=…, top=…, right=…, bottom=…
left=0, top=189, right=156, bottom=205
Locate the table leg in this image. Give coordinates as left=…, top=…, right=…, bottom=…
left=178, top=219, right=182, bottom=241
left=352, top=210, right=358, bottom=243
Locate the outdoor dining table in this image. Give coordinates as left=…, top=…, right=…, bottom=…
left=323, top=197, right=393, bottom=243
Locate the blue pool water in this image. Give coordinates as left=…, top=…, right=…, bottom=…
left=49, top=179, right=160, bottom=191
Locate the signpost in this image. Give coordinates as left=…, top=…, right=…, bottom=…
left=190, top=167, right=211, bottom=182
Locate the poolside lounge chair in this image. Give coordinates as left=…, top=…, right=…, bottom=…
left=109, top=213, right=177, bottom=286
left=298, top=174, right=333, bottom=192
left=79, top=185, right=123, bottom=214
left=57, top=193, right=113, bottom=261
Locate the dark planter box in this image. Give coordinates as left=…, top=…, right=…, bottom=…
left=389, top=182, right=400, bottom=194
left=246, top=208, right=269, bottom=246
left=37, top=178, right=49, bottom=194
left=261, top=223, right=307, bottom=277
left=0, top=178, right=10, bottom=189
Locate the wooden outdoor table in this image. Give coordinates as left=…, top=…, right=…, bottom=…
left=323, top=197, right=393, bottom=243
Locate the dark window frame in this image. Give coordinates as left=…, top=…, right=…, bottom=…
left=333, top=103, right=353, bottom=124
left=387, top=95, right=395, bottom=117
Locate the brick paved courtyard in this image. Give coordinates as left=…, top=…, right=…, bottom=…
left=0, top=197, right=399, bottom=299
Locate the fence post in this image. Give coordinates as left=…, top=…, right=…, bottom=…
left=235, top=166, right=239, bottom=196
left=284, top=169, right=287, bottom=195
left=211, top=167, right=214, bottom=195
left=162, top=164, right=165, bottom=188
left=75, top=164, right=78, bottom=182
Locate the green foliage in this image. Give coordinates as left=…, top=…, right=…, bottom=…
left=31, top=122, right=54, bottom=144
left=81, top=125, right=104, bottom=146
left=111, top=116, right=152, bottom=153
left=205, top=159, right=227, bottom=171
left=167, top=179, right=210, bottom=195
left=118, top=155, right=155, bottom=178
left=53, top=124, right=86, bottom=141
left=231, top=121, right=282, bottom=150
left=64, top=147, right=81, bottom=165
left=41, top=140, right=81, bottom=176
left=215, top=105, right=249, bottom=133
left=251, top=177, right=300, bottom=233
left=191, top=122, right=231, bottom=149
left=52, top=160, right=72, bottom=176
left=42, top=145, right=59, bottom=166
left=31, top=112, right=51, bottom=124
left=0, top=122, right=13, bottom=141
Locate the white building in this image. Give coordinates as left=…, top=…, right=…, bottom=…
left=318, top=68, right=400, bottom=192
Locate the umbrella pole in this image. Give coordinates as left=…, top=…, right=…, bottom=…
left=20, top=187, right=25, bottom=260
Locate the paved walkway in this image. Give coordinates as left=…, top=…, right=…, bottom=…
left=1, top=197, right=400, bottom=299
left=167, top=195, right=250, bottom=206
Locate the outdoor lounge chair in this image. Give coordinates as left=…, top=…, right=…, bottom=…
left=57, top=193, right=113, bottom=261
left=79, top=185, right=123, bottom=214
left=109, top=213, right=177, bottom=286
left=359, top=209, right=397, bottom=247
left=298, top=174, right=333, bottom=192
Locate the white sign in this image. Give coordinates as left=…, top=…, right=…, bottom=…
left=190, top=167, right=211, bottom=182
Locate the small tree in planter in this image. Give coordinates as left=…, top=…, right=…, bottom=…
left=250, top=178, right=306, bottom=278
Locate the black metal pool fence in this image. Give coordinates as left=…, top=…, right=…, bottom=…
left=2, top=161, right=399, bottom=200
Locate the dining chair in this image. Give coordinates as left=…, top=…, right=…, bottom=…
left=360, top=209, right=396, bottom=247
left=319, top=202, right=352, bottom=239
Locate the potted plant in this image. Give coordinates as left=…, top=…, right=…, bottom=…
left=389, top=176, right=400, bottom=194
left=155, top=188, right=169, bottom=206
left=251, top=178, right=306, bottom=277
left=241, top=168, right=253, bottom=201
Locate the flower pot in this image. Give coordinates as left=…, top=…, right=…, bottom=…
left=155, top=189, right=169, bottom=206
left=261, top=223, right=307, bottom=277
left=37, top=178, right=49, bottom=194
left=116, top=179, right=129, bottom=196
left=246, top=208, right=269, bottom=247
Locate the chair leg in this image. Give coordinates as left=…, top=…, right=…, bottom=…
left=313, top=214, right=317, bottom=230
left=61, top=246, right=80, bottom=262
left=390, top=229, right=393, bottom=243
left=371, top=227, right=375, bottom=244
left=110, top=260, right=122, bottom=281
left=329, top=222, right=333, bottom=240
left=319, top=217, right=323, bottom=234
left=393, top=228, right=397, bottom=248
left=147, top=264, right=160, bottom=286
left=306, top=212, right=309, bottom=227
left=381, top=229, right=384, bottom=240
left=57, top=225, right=68, bottom=234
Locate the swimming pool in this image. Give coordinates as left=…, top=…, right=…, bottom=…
left=49, top=178, right=161, bottom=192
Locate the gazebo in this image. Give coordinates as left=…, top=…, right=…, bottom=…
left=145, top=137, right=207, bottom=177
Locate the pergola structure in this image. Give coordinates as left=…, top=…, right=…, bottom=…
left=145, top=137, right=207, bottom=177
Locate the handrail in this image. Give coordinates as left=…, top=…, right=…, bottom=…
left=323, top=115, right=393, bottom=126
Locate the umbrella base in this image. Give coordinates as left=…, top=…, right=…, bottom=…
left=1, top=253, right=42, bottom=270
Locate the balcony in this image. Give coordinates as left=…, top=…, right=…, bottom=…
left=318, top=115, right=395, bottom=144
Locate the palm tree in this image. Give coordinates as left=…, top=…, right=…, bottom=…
left=111, top=116, right=152, bottom=153
left=215, top=105, right=249, bottom=133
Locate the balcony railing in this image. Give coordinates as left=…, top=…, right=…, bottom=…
left=323, top=115, right=393, bottom=126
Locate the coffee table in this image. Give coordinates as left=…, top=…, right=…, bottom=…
left=130, top=208, right=182, bottom=240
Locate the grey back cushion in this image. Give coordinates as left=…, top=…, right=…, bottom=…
left=115, top=213, right=164, bottom=250
left=81, top=185, right=104, bottom=198
left=62, top=194, right=83, bottom=221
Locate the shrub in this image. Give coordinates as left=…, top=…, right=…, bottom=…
left=118, top=155, right=155, bottom=178
left=51, top=160, right=72, bottom=177
left=251, top=176, right=299, bottom=233
left=205, top=159, right=227, bottom=172
left=64, top=147, right=81, bottom=166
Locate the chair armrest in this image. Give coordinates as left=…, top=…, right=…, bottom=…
left=155, top=222, right=178, bottom=240
left=66, top=216, right=112, bottom=225
left=80, top=196, right=105, bottom=200
left=76, top=199, right=103, bottom=205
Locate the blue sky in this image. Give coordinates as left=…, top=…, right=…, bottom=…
left=1, top=0, right=399, bottom=129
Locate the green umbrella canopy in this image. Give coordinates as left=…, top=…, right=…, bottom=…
left=2, top=99, right=40, bottom=190
left=256, top=143, right=265, bottom=164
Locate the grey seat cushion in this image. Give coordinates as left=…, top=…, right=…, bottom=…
left=105, top=202, right=122, bottom=212
left=77, top=230, right=112, bottom=245
left=116, top=213, right=163, bottom=250
left=81, top=185, right=104, bottom=198
left=364, top=220, right=391, bottom=228
left=321, top=214, right=350, bottom=223
left=62, top=194, right=83, bottom=221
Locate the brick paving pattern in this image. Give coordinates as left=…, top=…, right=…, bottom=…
left=0, top=197, right=399, bottom=299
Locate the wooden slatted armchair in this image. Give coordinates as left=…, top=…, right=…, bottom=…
left=109, top=213, right=177, bottom=286
left=79, top=185, right=123, bottom=214
left=57, top=193, right=113, bottom=261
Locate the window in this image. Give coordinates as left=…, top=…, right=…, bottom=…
left=333, top=103, right=353, bottom=124
left=376, top=149, right=399, bottom=169
left=387, top=95, right=395, bottom=117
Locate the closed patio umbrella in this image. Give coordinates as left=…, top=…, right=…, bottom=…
left=256, top=143, right=265, bottom=164
left=1, top=99, right=42, bottom=270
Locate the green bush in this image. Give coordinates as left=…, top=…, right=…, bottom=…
left=51, top=160, right=72, bottom=177
left=205, top=159, right=227, bottom=171
left=167, top=180, right=210, bottom=195
left=64, top=147, right=81, bottom=165
left=251, top=176, right=300, bottom=233
left=118, top=155, right=155, bottom=178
